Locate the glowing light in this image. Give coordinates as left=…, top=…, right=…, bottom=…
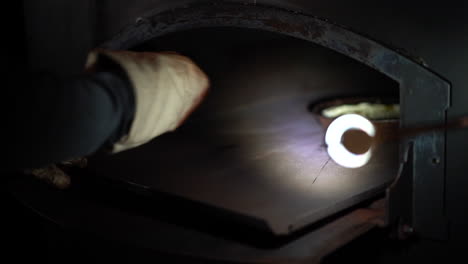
left=325, top=114, right=376, bottom=168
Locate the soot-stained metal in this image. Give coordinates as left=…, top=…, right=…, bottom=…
left=102, top=2, right=450, bottom=240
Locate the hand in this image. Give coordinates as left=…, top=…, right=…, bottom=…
left=25, top=157, right=87, bottom=189
left=86, top=49, right=210, bottom=153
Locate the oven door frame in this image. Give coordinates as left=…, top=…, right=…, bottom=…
left=101, top=2, right=450, bottom=240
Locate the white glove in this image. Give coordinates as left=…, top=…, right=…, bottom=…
left=86, top=49, right=209, bottom=153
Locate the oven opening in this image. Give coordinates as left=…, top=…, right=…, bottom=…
left=87, top=27, right=400, bottom=246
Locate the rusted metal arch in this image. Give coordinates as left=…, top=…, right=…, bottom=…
left=103, top=1, right=449, bottom=240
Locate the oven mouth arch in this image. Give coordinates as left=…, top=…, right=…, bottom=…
left=101, top=1, right=450, bottom=128
left=101, top=1, right=450, bottom=240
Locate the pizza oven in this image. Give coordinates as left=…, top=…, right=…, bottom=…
left=9, top=1, right=468, bottom=263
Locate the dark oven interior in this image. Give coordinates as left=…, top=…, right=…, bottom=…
left=7, top=1, right=467, bottom=263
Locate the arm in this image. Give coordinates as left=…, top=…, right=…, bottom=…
left=10, top=57, right=134, bottom=170
left=9, top=50, right=209, bottom=172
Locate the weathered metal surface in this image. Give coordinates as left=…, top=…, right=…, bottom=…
left=7, top=175, right=385, bottom=263
left=99, top=2, right=450, bottom=239
left=386, top=143, right=413, bottom=238
left=101, top=2, right=436, bottom=79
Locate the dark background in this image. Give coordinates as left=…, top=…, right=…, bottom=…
left=5, top=1, right=467, bottom=263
